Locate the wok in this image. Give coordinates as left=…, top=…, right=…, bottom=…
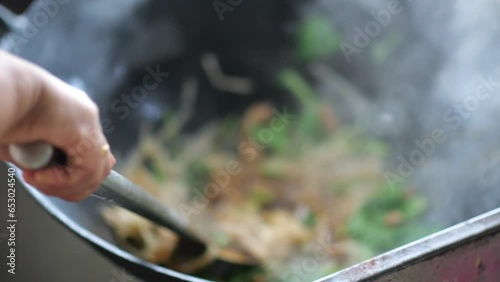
left=2, top=0, right=500, bottom=281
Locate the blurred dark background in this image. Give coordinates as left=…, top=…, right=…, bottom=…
left=0, top=0, right=31, bottom=14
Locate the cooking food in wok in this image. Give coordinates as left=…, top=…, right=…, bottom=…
left=4, top=0, right=500, bottom=281
left=101, top=68, right=431, bottom=281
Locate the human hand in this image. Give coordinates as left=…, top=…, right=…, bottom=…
left=0, top=51, right=116, bottom=201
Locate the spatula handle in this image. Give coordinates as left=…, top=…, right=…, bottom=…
left=8, top=142, right=56, bottom=170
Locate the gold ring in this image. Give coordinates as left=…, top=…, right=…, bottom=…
left=100, top=144, right=110, bottom=157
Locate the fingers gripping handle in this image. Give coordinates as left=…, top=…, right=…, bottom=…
left=8, top=142, right=66, bottom=170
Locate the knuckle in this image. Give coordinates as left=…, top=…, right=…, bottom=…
left=84, top=99, right=100, bottom=118
left=89, top=103, right=100, bottom=117
left=7, top=61, right=34, bottom=93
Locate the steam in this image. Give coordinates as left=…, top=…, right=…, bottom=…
left=306, top=0, right=500, bottom=226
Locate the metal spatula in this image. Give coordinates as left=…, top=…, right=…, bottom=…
left=8, top=142, right=256, bottom=272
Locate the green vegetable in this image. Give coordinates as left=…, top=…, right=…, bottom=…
left=278, top=69, right=329, bottom=143
left=297, top=16, right=341, bottom=62
left=143, top=156, right=166, bottom=182
left=250, top=187, right=274, bottom=208
left=296, top=103, right=328, bottom=142
left=331, top=179, right=359, bottom=196
left=213, top=232, right=231, bottom=247
left=303, top=211, right=317, bottom=228
left=251, top=123, right=292, bottom=156
left=279, top=69, right=316, bottom=106
left=337, top=129, right=389, bottom=157
left=370, top=32, right=403, bottom=65
left=401, top=195, right=427, bottom=218
left=184, top=160, right=211, bottom=194
left=347, top=184, right=430, bottom=252
left=259, top=158, right=289, bottom=179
